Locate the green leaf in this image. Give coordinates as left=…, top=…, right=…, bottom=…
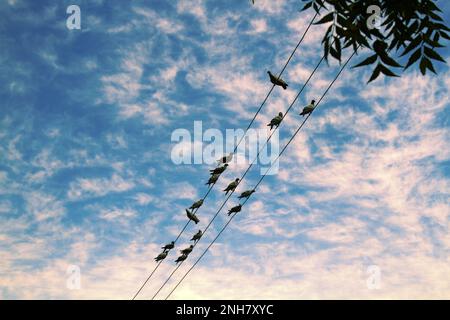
left=424, top=46, right=446, bottom=63
left=314, top=12, right=334, bottom=25
left=404, top=48, right=422, bottom=69
left=352, top=54, right=377, bottom=68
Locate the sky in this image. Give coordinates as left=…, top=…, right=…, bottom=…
left=0, top=0, right=449, bottom=299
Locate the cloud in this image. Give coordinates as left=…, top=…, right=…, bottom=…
left=67, top=174, right=135, bottom=200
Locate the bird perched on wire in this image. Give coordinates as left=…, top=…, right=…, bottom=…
left=238, top=189, right=256, bottom=200
left=268, top=112, right=283, bottom=130
left=161, top=241, right=175, bottom=252
left=299, top=100, right=316, bottom=117
left=154, top=251, right=168, bottom=262
left=189, top=199, right=204, bottom=210
left=180, top=245, right=194, bottom=256
left=206, top=173, right=220, bottom=186
left=186, top=209, right=200, bottom=224
left=217, top=153, right=233, bottom=165
left=190, top=230, right=203, bottom=243
left=224, top=178, right=240, bottom=195
left=267, top=71, right=288, bottom=90
left=175, top=253, right=188, bottom=264
left=227, top=204, right=242, bottom=216
left=210, top=163, right=228, bottom=175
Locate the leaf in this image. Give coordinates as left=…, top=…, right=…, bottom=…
left=368, top=64, right=382, bottom=83
left=352, top=54, right=377, bottom=68
left=440, top=31, right=450, bottom=40
left=379, top=64, right=400, bottom=77
left=314, top=12, right=334, bottom=25
left=419, top=57, right=427, bottom=75
left=380, top=53, right=403, bottom=68
left=329, top=46, right=341, bottom=61
left=424, top=58, right=437, bottom=74
left=301, top=1, right=313, bottom=12
left=424, top=46, right=446, bottom=63
left=404, top=48, right=422, bottom=69
left=401, top=35, right=422, bottom=56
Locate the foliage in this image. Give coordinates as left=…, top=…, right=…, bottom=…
left=301, top=0, right=449, bottom=82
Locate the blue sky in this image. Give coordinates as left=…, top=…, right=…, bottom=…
left=0, top=0, right=449, bottom=299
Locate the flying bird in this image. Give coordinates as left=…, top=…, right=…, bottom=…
left=267, top=71, right=288, bottom=90
left=217, top=153, right=233, bottom=165
left=154, top=251, right=168, bottom=262
left=224, top=178, right=240, bottom=195
left=300, top=100, right=316, bottom=117
left=186, top=209, right=200, bottom=224
left=210, top=163, right=228, bottom=175
left=206, top=173, right=220, bottom=186
left=161, top=241, right=175, bottom=252
left=227, top=204, right=242, bottom=216
left=268, top=112, right=283, bottom=130
left=180, top=245, right=194, bottom=256
left=190, top=230, right=203, bottom=243
left=238, top=189, right=256, bottom=200
left=175, top=253, right=188, bottom=264
left=189, top=199, right=204, bottom=210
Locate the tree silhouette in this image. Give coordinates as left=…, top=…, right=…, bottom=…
left=301, top=0, right=449, bottom=82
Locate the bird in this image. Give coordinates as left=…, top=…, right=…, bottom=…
left=238, top=189, right=256, bottom=200
left=227, top=204, right=242, bottom=216
left=180, top=245, right=194, bottom=256
left=299, top=100, right=316, bottom=117
left=267, top=71, right=288, bottom=90
left=154, top=251, right=168, bottom=262
left=210, top=163, right=228, bottom=175
left=224, top=178, right=240, bottom=195
left=186, top=209, right=200, bottom=224
left=175, top=253, right=188, bottom=264
left=189, top=199, right=204, bottom=210
left=206, top=173, right=220, bottom=186
left=268, top=112, right=283, bottom=130
left=217, top=153, right=233, bottom=165
left=161, top=241, right=175, bottom=252
left=190, top=230, right=203, bottom=243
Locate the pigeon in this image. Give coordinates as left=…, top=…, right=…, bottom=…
left=186, top=209, right=200, bottom=224
left=268, top=112, right=283, bottom=130
left=300, top=100, right=316, bottom=117
left=180, top=245, right=194, bottom=256
left=224, top=178, right=240, bottom=195
left=217, top=153, right=233, bottom=165
left=155, top=251, right=168, bottom=262
left=267, top=71, right=288, bottom=90
left=189, top=199, right=204, bottom=210
left=175, top=253, right=188, bottom=264
left=227, top=204, right=242, bottom=216
left=206, top=173, right=220, bottom=186
left=190, top=230, right=203, bottom=243
left=210, top=163, right=228, bottom=175
left=238, top=189, right=256, bottom=200
left=161, top=241, right=175, bottom=252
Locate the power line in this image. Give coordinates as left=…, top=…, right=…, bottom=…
left=150, top=42, right=333, bottom=300
left=131, top=12, right=318, bottom=300
left=163, top=48, right=359, bottom=300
